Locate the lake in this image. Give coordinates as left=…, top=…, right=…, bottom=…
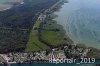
left=9, top=63, right=96, bottom=66
left=54, top=0, right=100, bottom=49
left=0, top=0, right=23, bottom=11
left=0, top=63, right=96, bottom=66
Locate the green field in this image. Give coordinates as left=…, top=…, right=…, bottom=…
left=25, top=21, right=50, bottom=52
left=41, top=20, right=66, bottom=46
left=26, top=18, right=73, bottom=52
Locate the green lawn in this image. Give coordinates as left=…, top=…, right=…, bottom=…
left=41, top=30, right=64, bottom=46
left=26, top=19, right=72, bottom=52
left=41, top=20, right=66, bottom=46
left=25, top=21, right=49, bottom=52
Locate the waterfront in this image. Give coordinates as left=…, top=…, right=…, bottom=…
left=54, top=0, right=100, bottom=49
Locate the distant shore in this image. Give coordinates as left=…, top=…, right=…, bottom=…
left=0, top=0, right=24, bottom=12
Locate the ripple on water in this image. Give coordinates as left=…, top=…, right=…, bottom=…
left=54, top=0, right=100, bottom=49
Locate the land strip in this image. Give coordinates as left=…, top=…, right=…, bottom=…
left=25, top=0, right=68, bottom=52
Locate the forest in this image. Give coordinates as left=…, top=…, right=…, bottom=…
left=0, top=0, right=59, bottom=53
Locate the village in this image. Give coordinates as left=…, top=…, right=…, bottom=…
left=0, top=43, right=90, bottom=64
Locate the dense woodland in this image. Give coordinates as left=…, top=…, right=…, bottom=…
left=0, top=0, right=59, bottom=53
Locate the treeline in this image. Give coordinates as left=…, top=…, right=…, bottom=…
left=0, top=0, right=59, bottom=53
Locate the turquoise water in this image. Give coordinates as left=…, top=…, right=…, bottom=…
left=10, top=63, right=95, bottom=66
left=0, top=0, right=23, bottom=11
left=0, top=63, right=96, bottom=66
left=54, top=0, right=100, bottom=49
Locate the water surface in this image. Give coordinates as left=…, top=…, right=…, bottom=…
left=54, top=0, right=100, bottom=49
left=0, top=63, right=95, bottom=66
left=0, top=0, right=23, bottom=11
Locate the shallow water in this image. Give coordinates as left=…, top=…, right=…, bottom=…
left=0, top=63, right=96, bottom=66
left=54, top=0, right=100, bottom=49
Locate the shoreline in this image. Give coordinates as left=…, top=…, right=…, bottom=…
left=52, top=0, right=100, bottom=60
left=54, top=0, right=100, bottom=50
left=0, top=0, right=100, bottom=65
left=53, top=0, right=100, bottom=50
